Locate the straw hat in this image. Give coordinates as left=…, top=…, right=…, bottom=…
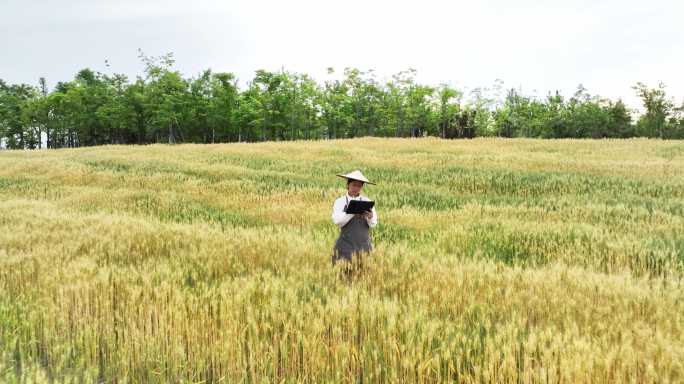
left=336, top=170, right=376, bottom=185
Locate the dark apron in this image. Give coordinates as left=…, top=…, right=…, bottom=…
left=332, top=213, right=373, bottom=265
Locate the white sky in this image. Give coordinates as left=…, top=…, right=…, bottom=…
left=1, top=0, right=683, bottom=110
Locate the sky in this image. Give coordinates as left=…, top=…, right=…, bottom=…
left=1, top=0, right=683, bottom=110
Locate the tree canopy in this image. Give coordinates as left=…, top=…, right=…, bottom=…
left=2, top=52, right=683, bottom=149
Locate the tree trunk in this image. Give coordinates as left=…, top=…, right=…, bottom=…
left=168, top=122, right=175, bottom=144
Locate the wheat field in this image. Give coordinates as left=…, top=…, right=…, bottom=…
left=0, top=137, right=683, bottom=383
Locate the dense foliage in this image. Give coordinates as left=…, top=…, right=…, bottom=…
left=1, top=52, right=683, bottom=149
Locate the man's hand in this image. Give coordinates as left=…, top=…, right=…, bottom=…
left=361, top=210, right=373, bottom=220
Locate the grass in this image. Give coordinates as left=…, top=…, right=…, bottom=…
left=0, top=137, right=683, bottom=383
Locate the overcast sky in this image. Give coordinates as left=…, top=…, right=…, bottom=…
left=1, top=0, right=682, bottom=110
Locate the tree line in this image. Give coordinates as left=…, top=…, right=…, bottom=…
left=1, top=51, right=683, bottom=149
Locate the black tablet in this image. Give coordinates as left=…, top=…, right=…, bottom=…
left=345, top=200, right=375, bottom=214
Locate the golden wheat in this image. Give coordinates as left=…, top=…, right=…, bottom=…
left=0, top=137, right=683, bottom=383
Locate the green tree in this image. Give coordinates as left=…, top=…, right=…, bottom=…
left=140, top=52, right=190, bottom=144
left=435, top=84, right=462, bottom=139
left=0, top=81, right=39, bottom=149
left=633, top=82, right=675, bottom=138
left=209, top=72, right=239, bottom=142
left=319, top=68, right=352, bottom=139
left=343, top=68, right=382, bottom=138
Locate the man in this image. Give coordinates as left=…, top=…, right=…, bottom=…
left=331, top=170, right=378, bottom=267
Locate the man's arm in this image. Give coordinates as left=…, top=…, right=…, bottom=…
left=367, top=205, right=378, bottom=228
left=332, top=198, right=354, bottom=228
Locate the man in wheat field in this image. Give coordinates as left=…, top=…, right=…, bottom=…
left=331, top=170, right=378, bottom=269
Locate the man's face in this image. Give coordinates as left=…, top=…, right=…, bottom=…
left=347, top=180, right=364, bottom=195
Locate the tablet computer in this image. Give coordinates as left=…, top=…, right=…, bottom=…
left=345, top=200, right=375, bottom=214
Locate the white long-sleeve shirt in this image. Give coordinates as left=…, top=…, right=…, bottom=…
left=331, top=192, right=378, bottom=228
